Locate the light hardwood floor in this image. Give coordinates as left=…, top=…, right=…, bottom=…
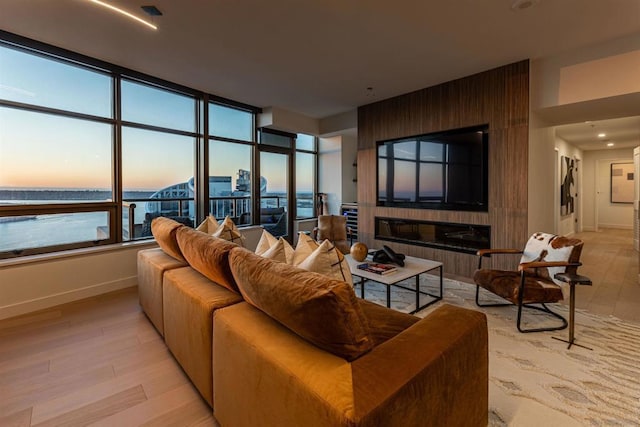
left=0, top=288, right=218, bottom=426
left=570, top=228, right=640, bottom=323
left=0, top=228, right=637, bottom=426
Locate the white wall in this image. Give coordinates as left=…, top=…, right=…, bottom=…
left=318, top=136, right=342, bottom=215
left=531, top=33, right=640, bottom=110
left=318, top=134, right=358, bottom=214
left=555, top=136, right=583, bottom=236
left=0, top=243, right=153, bottom=320
left=527, top=112, right=556, bottom=235
left=582, top=148, right=634, bottom=230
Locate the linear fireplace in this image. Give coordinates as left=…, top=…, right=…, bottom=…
left=375, top=217, right=490, bottom=254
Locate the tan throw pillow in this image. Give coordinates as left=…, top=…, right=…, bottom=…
left=228, top=247, right=373, bottom=361
left=255, top=229, right=294, bottom=263
left=293, top=232, right=319, bottom=265
left=175, top=226, right=239, bottom=293
left=196, top=215, right=219, bottom=234
left=297, top=239, right=353, bottom=285
left=150, top=217, right=186, bottom=263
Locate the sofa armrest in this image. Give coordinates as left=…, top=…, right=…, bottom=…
left=351, top=304, right=488, bottom=427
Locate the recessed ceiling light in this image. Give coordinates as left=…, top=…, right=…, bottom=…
left=607, top=143, right=615, bottom=147
left=598, top=133, right=606, bottom=138
left=88, top=0, right=158, bottom=30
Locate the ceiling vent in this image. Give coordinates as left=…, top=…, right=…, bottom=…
left=511, top=0, right=539, bottom=11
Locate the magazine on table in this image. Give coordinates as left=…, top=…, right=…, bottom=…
left=357, top=262, right=398, bottom=275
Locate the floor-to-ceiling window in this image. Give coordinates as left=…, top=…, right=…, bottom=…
left=257, top=129, right=318, bottom=238
left=0, top=33, right=258, bottom=259
left=208, top=103, right=254, bottom=224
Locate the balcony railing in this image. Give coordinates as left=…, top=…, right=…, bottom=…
left=122, top=194, right=304, bottom=240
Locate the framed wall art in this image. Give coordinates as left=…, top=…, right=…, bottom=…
left=610, top=162, right=634, bottom=204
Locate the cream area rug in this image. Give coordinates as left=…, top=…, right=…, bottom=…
left=354, top=276, right=640, bottom=426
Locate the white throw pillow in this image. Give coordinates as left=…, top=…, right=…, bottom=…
left=212, top=216, right=245, bottom=246
left=255, top=229, right=294, bottom=263
left=293, top=232, right=319, bottom=266
left=196, top=214, right=219, bottom=234
left=297, top=239, right=353, bottom=285
left=255, top=228, right=279, bottom=255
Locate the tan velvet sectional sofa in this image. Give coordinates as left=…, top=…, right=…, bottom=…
left=137, top=217, right=489, bottom=426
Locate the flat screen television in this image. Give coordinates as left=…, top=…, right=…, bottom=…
left=377, top=125, right=489, bottom=212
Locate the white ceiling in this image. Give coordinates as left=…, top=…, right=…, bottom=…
left=556, top=116, right=640, bottom=151
left=1, top=0, right=639, bottom=121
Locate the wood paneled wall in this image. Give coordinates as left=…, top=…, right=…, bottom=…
left=357, top=60, right=529, bottom=278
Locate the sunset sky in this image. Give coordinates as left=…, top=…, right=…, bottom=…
left=0, top=45, right=310, bottom=194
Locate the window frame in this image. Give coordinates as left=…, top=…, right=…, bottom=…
left=0, top=31, right=259, bottom=259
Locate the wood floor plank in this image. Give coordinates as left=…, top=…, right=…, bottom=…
left=140, top=399, right=216, bottom=427
left=89, top=383, right=212, bottom=427
left=32, top=385, right=147, bottom=427
left=0, top=407, right=32, bottom=427
left=0, top=365, right=115, bottom=418
left=0, top=311, right=64, bottom=337
left=0, top=360, right=49, bottom=386
left=0, top=326, right=103, bottom=364
left=31, top=359, right=187, bottom=424
left=48, top=335, right=141, bottom=373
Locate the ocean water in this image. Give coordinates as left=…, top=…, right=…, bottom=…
left=0, top=196, right=314, bottom=253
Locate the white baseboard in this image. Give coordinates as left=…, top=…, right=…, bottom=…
left=0, top=276, right=137, bottom=321
left=582, top=226, right=596, bottom=231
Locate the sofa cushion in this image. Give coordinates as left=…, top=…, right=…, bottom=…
left=151, top=217, right=187, bottom=263
left=228, top=247, right=373, bottom=361
left=176, top=226, right=239, bottom=293
left=357, top=299, right=419, bottom=347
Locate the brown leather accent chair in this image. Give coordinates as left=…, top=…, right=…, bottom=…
left=473, top=232, right=584, bottom=333
left=312, top=214, right=353, bottom=254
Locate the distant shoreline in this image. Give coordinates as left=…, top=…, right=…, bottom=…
left=0, top=189, right=156, bottom=201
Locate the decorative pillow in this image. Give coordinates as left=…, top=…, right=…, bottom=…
left=255, top=229, right=294, bottom=263
left=257, top=238, right=288, bottom=263
left=520, top=232, right=583, bottom=287
left=175, top=226, right=239, bottom=293
left=212, top=216, right=245, bottom=246
left=292, top=232, right=319, bottom=265
left=150, top=217, right=186, bottom=263
left=255, top=228, right=278, bottom=255
left=228, top=247, right=373, bottom=361
left=196, top=214, right=219, bottom=234
left=297, top=239, right=353, bottom=285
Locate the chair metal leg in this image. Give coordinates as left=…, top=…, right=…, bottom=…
left=476, top=285, right=568, bottom=333
left=516, top=302, right=568, bottom=333
left=475, top=285, right=511, bottom=307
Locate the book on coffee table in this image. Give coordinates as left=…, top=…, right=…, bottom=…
left=357, top=262, right=398, bottom=275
